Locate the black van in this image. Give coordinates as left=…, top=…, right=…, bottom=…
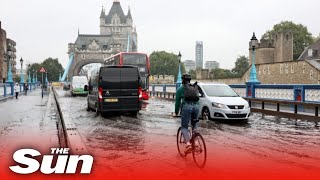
left=85, top=65, right=141, bottom=116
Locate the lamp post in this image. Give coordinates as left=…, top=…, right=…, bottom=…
left=246, top=32, right=261, bottom=98
left=28, top=64, right=31, bottom=83
left=45, top=72, right=48, bottom=86
left=33, top=70, right=35, bottom=83
left=6, top=46, right=13, bottom=84
left=175, top=51, right=182, bottom=90
left=35, top=72, right=38, bottom=85
left=248, top=32, right=260, bottom=83
left=20, top=58, right=24, bottom=84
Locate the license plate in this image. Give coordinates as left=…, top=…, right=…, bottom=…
left=232, top=111, right=241, bottom=114
left=104, top=98, right=118, bottom=102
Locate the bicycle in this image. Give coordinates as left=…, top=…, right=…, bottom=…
left=176, top=122, right=207, bottom=168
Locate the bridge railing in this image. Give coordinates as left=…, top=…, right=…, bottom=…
left=148, top=84, right=320, bottom=122
left=0, top=83, right=39, bottom=98
left=149, top=84, right=320, bottom=103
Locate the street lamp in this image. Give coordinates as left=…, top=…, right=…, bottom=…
left=33, top=70, right=35, bottom=83
left=28, top=64, right=31, bottom=83
left=20, top=58, right=24, bottom=84
left=248, top=32, right=260, bottom=83
left=35, top=71, right=38, bottom=84
left=6, top=46, right=14, bottom=84
left=45, top=71, right=48, bottom=86
left=175, top=51, right=182, bottom=90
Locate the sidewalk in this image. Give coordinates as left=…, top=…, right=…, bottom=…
left=0, top=89, right=59, bottom=175
left=0, top=88, right=40, bottom=103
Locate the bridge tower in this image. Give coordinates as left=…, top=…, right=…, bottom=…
left=65, top=0, right=138, bottom=81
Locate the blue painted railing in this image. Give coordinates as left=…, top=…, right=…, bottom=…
left=0, top=83, right=39, bottom=98
left=149, top=84, right=320, bottom=103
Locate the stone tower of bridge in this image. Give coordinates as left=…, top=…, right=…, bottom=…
left=249, top=31, right=293, bottom=66
left=67, top=0, right=138, bottom=80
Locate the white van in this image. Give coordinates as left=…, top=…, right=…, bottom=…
left=71, top=76, right=88, bottom=96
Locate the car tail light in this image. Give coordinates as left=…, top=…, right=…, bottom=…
left=98, top=87, right=103, bottom=102
left=138, top=87, right=142, bottom=99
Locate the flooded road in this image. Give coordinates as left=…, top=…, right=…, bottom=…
left=56, top=88, right=320, bottom=178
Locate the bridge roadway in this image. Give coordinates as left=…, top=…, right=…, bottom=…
left=54, top=88, right=320, bottom=178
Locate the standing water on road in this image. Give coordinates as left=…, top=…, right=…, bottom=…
left=55, top=88, right=320, bottom=179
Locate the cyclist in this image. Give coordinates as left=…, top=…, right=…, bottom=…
left=175, top=74, right=200, bottom=154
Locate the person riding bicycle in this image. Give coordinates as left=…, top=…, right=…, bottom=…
left=175, top=74, right=200, bottom=154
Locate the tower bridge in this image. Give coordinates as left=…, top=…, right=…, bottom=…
left=63, top=0, right=137, bottom=81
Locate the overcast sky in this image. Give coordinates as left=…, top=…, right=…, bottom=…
left=1, top=0, right=319, bottom=69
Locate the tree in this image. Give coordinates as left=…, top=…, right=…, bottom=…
left=189, top=69, right=196, bottom=79
left=150, top=51, right=186, bottom=81
left=28, top=58, right=64, bottom=83
left=42, top=58, right=64, bottom=82
left=212, top=68, right=236, bottom=79
left=232, top=55, right=249, bottom=77
left=262, top=21, right=314, bottom=60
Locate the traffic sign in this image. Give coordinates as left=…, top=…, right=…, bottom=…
left=39, top=67, right=46, bottom=73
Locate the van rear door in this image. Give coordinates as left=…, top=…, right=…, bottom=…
left=99, top=66, right=140, bottom=111
left=120, top=67, right=140, bottom=111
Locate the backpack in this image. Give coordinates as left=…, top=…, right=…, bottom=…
left=184, top=82, right=199, bottom=102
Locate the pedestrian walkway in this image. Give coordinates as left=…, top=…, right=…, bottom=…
left=0, top=88, right=39, bottom=102
left=0, top=89, right=59, bottom=176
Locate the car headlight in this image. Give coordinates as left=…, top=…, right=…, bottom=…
left=244, top=103, right=250, bottom=109
left=212, top=102, right=227, bottom=109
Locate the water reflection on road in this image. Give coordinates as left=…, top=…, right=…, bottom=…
left=56, top=89, right=320, bottom=176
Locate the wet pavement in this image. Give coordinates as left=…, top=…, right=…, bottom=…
left=0, top=89, right=59, bottom=157
left=55, top=88, right=320, bottom=178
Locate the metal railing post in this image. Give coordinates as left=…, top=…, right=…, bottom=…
left=10, top=83, right=14, bottom=96
left=4, top=84, right=7, bottom=97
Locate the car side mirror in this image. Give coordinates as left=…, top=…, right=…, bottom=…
left=84, top=85, right=88, bottom=91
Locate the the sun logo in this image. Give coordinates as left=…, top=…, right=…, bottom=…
left=10, top=148, right=93, bottom=174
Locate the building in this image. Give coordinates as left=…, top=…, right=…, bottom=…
left=182, top=60, right=196, bottom=72
left=249, top=31, right=293, bottom=65
left=0, top=21, right=17, bottom=83
left=7, top=38, right=17, bottom=80
left=0, top=21, right=6, bottom=82
left=208, top=32, right=320, bottom=85
left=67, top=0, right=138, bottom=79
left=205, top=61, right=219, bottom=70
left=195, top=41, right=203, bottom=69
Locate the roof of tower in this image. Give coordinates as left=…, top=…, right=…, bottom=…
left=100, top=6, right=105, bottom=18
left=127, top=7, right=132, bottom=19
left=105, top=1, right=127, bottom=24
left=75, top=34, right=112, bottom=49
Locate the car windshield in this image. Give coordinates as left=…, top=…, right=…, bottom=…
left=202, top=85, right=238, bottom=97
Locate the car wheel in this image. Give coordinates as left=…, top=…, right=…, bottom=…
left=202, top=107, right=211, bottom=120
left=130, top=111, right=138, bottom=117
left=95, top=103, right=100, bottom=117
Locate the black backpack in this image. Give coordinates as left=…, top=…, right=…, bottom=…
left=184, top=82, right=199, bottom=102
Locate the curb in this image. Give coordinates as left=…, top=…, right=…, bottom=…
left=0, top=96, right=14, bottom=102
left=52, top=87, right=89, bottom=155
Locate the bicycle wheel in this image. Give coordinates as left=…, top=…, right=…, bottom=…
left=192, top=133, right=207, bottom=168
left=176, top=127, right=186, bottom=158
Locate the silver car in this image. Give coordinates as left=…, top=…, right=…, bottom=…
left=197, top=82, right=250, bottom=120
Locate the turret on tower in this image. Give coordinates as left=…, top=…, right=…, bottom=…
left=100, top=6, right=106, bottom=34
left=249, top=31, right=293, bottom=66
